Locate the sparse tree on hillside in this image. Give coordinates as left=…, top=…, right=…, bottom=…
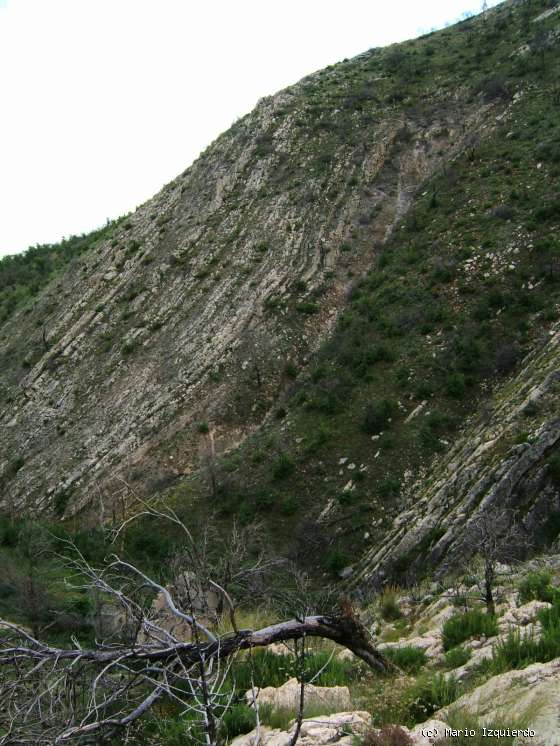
left=467, top=506, right=530, bottom=615
left=237, top=324, right=267, bottom=391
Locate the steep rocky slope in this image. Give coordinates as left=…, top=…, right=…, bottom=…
left=0, top=40, right=484, bottom=515
left=1, top=0, right=560, bottom=589
left=352, top=324, right=560, bottom=588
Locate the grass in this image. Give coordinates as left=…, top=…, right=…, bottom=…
left=384, top=646, right=427, bottom=674
left=442, top=610, right=499, bottom=651
left=404, top=673, right=461, bottom=724
left=355, top=671, right=461, bottom=729
left=379, top=586, right=403, bottom=622
left=227, top=648, right=360, bottom=693
left=482, top=596, right=560, bottom=675
left=258, top=701, right=344, bottom=731
left=443, top=646, right=472, bottom=671
left=380, top=618, right=410, bottom=643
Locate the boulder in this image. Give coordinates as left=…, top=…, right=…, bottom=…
left=499, top=600, right=551, bottom=628
left=379, top=633, right=442, bottom=662
left=230, top=711, right=371, bottom=746
left=245, top=678, right=352, bottom=712
left=437, top=658, right=560, bottom=746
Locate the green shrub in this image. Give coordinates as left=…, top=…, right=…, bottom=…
left=230, top=650, right=291, bottom=692
left=152, top=711, right=204, bottom=746
left=384, top=646, right=427, bottom=674
left=230, top=649, right=357, bottom=693
left=489, top=630, right=543, bottom=674
left=121, top=339, right=137, bottom=355
left=296, top=302, right=319, bottom=314
left=326, top=549, right=351, bottom=575
left=254, top=492, right=275, bottom=511
left=442, top=609, right=499, bottom=651
left=285, top=361, right=298, bottom=379
left=197, top=421, right=210, bottom=434
left=445, top=372, right=467, bottom=398
left=535, top=199, right=560, bottom=222
left=539, top=597, right=560, bottom=632
left=379, top=586, right=402, bottom=621
left=362, top=399, right=395, bottom=435
left=377, top=478, right=400, bottom=498
left=4, top=456, right=24, bottom=481
left=0, top=517, right=19, bottom=547
left=406, top=673, right=461, bottom=723
left=272, top=453, right=295, bottom=480
left=220, top=703, right=256, bottom=739
left=280, top=495, right=298, bottom=516
left=53, top=488, right=71, bottom=517
left=518, top=570, right=556, bottom=604
left=307, top=650, right=358, bottom=686
left=443, top=646, right=471, bottom=670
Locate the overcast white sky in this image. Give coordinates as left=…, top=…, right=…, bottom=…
left=0, top=0, right=502, bottom=258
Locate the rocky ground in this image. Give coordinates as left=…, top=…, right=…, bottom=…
left=230, top=558, right=560, bottom=745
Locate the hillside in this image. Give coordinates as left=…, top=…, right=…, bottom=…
left=3, top=1, right=560, bottom=743
left=1, top=0, right=560, bottom=586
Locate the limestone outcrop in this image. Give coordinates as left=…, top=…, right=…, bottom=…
left=245, top=678, right=352, bottom=713
left=352, top=328, right=560, bottom=588
left=230, top=711, right=372, bottom=746
left=437, top=658, right=560, bottom=746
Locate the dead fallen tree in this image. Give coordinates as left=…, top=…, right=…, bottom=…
left=0, top=605, right=394, bottom=744
left=1, top=603, right=392, bottom=672
left=0, top=502, right=393, bottom=744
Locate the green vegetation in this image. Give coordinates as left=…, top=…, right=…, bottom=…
left=443, top=610, right=499, bottom=651
left=272, top=453, right=296, bottom=480
left=0, top=219, right=124, bottom=324
left=0, top=515, right=100, bottom=643
left=518, top=569, right=557, bottom=604
left=443, top=646, right=472, bottom=670
left=379, top=586, right=403, bottom=621
left=229, top=648, right=359, bottom=692
left=478, top=595, right=560, bottom=675
left=548, top=453, right=560, bottom=488
left=219, top=703, right=256, bottom=740
left=384, top=646, right=427, bottom=674
left=405, top=672, right=461, bottom=723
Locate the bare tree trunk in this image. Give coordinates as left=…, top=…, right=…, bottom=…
left=253, top=361, right=262, bottom=389
left=484, top=559, right=495, bottom=615
left=289, top=636, right=307, bottom=746
left=185, top=581, right=218, bottom=746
